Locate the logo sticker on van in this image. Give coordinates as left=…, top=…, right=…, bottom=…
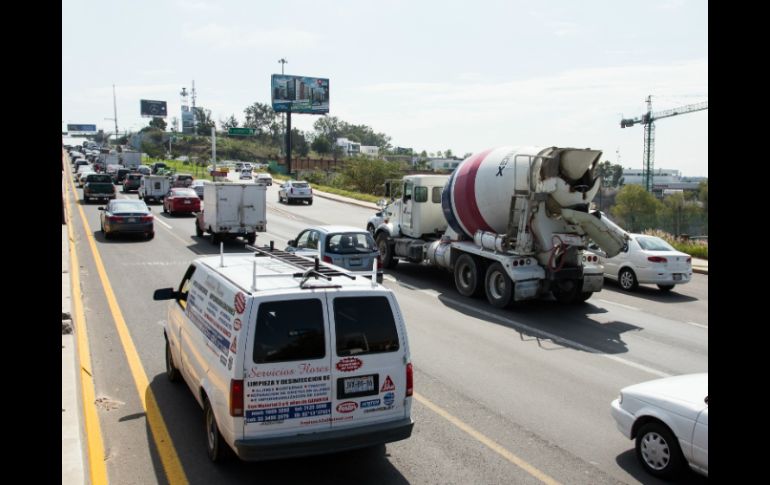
left=336, top=357, right=363, bottom=372
left=233, top=318, right=242, bottom=331
left=336, top=401, right=358, bottom=413
left=380, top=375, right=395, bottom=392
left=234, top=292, right=246, bottom=314
left=383, top=392, right=395, bottom=407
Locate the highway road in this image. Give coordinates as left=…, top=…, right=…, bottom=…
left=64, top=159, right=707, bottom=485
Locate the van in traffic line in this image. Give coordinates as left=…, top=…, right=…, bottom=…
left=154, top=246, right=414, bottom=462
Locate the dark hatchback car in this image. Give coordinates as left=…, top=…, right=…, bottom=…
left=123, top=173, right=143, bottom=193
left=98, top=199, right=155, bottom=240
left=83, top=174, right=116, bottom=203
left=114, top=168, right=132, bottom=184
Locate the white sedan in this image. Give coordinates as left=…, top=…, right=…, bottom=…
left=611, top=373, right=708, bottom=479
left=589, top=233, right=692, bottom=292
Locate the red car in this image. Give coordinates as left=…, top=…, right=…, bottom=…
left=163, top=188, right=200, bottom=215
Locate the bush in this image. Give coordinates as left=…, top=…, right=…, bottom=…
left=641, top=229, right=708, bottom=260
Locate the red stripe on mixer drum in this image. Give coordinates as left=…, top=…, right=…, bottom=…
left=453, top=148, right=495, bottom=236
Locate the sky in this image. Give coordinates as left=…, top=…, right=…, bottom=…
left=62, top=0, right=708, bottom=177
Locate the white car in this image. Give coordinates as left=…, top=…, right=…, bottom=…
left=278, top=180, right=313, bottom=205
left=255, top=173, right=272, bottom=186
left=590, top=233, right=692, bottom=292
left=189, top=179, right=206, bottom=199
left=611, top=373, right=708, bottom=479
left=239, top=169, right=253, bottom=180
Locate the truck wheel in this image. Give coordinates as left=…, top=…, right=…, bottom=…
left=454, top=254, right=484, bottom=297
left=484, top=263, right=514, bottom=308
left=376, top=233, right=398, bottom=269
left=204, top=397, right=228, bottom=463
left=307, top=198, right=313, bottom=205
left=635, top=421, right=685, bottom=479
left=211, top=233, right=220, bottom=245
left=195, top=221, right=203, bottom=237
left=246, top=234, right=256, bottom=245
left=552, top=280, right=589, bottom=304
left=619, top=268, right=638, bottom=291
left=165, top=339, right=180, bottom=383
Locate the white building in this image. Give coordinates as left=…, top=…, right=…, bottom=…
left=622, top=167, right=682, bottom=185
left=336, top=137, right=361, bottom=156
left=360, top=145, right=379, bottom=157
left=430, top=158, right=461, bottom=171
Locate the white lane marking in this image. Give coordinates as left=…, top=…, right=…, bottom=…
left=384, top=276, right=671, bottom=378
left=154, top=218, right=172, bottom=229
left=686, top=321, right=709, bottom=329
left=595, top=299, right=640, bottom=311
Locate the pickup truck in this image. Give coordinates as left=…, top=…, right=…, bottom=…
left=83, top=174, right=116, bottom=203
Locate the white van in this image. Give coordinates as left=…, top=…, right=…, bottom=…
left=154, top=246, right=414, bottom=462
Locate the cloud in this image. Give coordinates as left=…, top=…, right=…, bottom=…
left=184, top=23, right=320, bottom=51
left=174, top=0, right=220, bottom=11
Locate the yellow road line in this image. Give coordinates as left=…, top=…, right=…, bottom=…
left=67, top=170, right=189, bottom=484
left=414, top=392, right=561, bottom=485
left=66, top=171, right=109, bottom=485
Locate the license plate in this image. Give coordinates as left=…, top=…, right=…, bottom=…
left=349, top=258, right=362, bottom=265
left=128, top=217, right=137, bottom=223
left=184, top=199, right=191, bottom=204
left=673, top=274, right=682, bottom=281
left=343, top=375, right=375, bottom=397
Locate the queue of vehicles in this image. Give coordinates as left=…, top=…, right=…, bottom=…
left=66, top=143, right=705, bottom=478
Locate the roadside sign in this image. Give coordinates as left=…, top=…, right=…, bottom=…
left=228, top=128, right=255, bottom=136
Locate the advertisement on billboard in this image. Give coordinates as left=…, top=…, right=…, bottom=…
left=140, top=99, right=168, bottom=117
left=271, top=74, right=329, bottom=114
left=67, top=124, right=97, bottom=132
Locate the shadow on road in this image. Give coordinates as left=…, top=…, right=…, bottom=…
left=601, top=279, right=698, bottom=304
left=146, top=374, right=410, bottom=485
left=387, top=262, right=645, bottom=356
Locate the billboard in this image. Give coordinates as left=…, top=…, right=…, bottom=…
left=271, top=74, right=329, bottom=114
left=140, top=99, right=168, bottom=117
left=67, top=124, right=97, bottom=132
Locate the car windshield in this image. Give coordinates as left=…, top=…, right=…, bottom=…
left=325, top=232, right=376, bottom=254
left=636, top=236, right=675, bottom=251
left=292, top=182, right=309, bottom=188
left=172, top=189, right=197, bottom=197
left=110, top=201, right=148, bottom=213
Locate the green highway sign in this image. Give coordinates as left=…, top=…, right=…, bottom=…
left=228, top=127, right=255, bottom=136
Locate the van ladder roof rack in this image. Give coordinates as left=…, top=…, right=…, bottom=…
left=246, top=242, right=357, bottom=281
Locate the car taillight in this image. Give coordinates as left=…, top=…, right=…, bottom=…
left=322, top=255, right=333, bottom=263
left=647, top=256, right=667, bottom=263
left=310, top=188, right=313, bottom=194
left=140, top=215, right=153, bottom=222
left=290, top=187, right=294, bottom=194
left=230, top=379, right=244, bottom=416
left=406, top=363, right=413, bottom=397
left=686, top=257, right=692, bottom=263
left=108, top=216, right=123, bottom=223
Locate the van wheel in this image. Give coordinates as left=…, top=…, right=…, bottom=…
left=204, top=398, right=227, bottom=462
left=165, top=339, right=180, bottom=382
left=485, top=262, right=514, bottom=308
left=454, top=254, right=484, bottom=297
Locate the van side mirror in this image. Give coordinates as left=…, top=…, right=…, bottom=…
left=287, top=240, right=296, bottom=247
left=97, top=207, right=105, bottom=211
left=153, top=288, right=179, bottom=300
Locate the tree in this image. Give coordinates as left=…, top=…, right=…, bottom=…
left=339, top=159, right=403, bottom=194
left=193, top=107, right=215, bottom=135
left=243, top=102, right=276, bottom=136
left=420, top=150, right=428, bottom=158
left=611, top=184, right=662, bottom=232
left=311, top=136, right=331, bottom=155
left=444, top=149, right=453, bottom=158
left=698, top=180, right=708, bottom=213
left=463, top=152, right=473, bottom=159
left=313, top=115, right=344, bottom=146
left=611, top=165, right=624, bottom=187
left=221, top=114, right=239, bottom=131
left=596, top=161, right=612, bottom=186
left=291, top=129, right=309, bottom=157
left=148, top=117, right=167, bottom=131
left=436, top=150, right=443, bottom=158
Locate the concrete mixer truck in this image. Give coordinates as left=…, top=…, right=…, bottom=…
left=371, top=146, right=629, bottom=307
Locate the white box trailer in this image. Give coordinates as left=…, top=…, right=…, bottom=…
left=196, top=182, right=267, bottom=244
left=121, top=152, right=142, bottom=169
left=138, top=175, right=171, bottom=204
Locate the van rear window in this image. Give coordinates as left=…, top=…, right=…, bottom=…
left=334, top=297, right=399, bottom=356
left=253, top=299, right=325, bottom=363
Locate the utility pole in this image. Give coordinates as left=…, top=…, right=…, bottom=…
left=104, top=84, right=119, bottom=145
left=191, top=80, right=197, bottom=135
left=278, top=58, right=288, bottom=172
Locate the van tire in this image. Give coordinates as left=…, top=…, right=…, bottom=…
left=204, top=397, right=228, bottom=462
left=165, top=339, right=180, bottom=382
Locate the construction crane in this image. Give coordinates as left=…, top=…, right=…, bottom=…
left=620, top=95, right=708, bottom=192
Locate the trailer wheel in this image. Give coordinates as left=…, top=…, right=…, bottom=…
left=454, top=254, right=484, bottom=297
left=484, top=263, right=514, bottom=308
left=376, top=233, right=399, bottom=269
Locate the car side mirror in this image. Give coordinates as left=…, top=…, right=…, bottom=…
left=287, top=240, right=296, bottom=247
left=153, top=288, right=179, bottom=300
left=97, top=207, right=105, bottom=211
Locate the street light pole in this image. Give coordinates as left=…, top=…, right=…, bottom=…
left=278, top=58, right=288, bottom=173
